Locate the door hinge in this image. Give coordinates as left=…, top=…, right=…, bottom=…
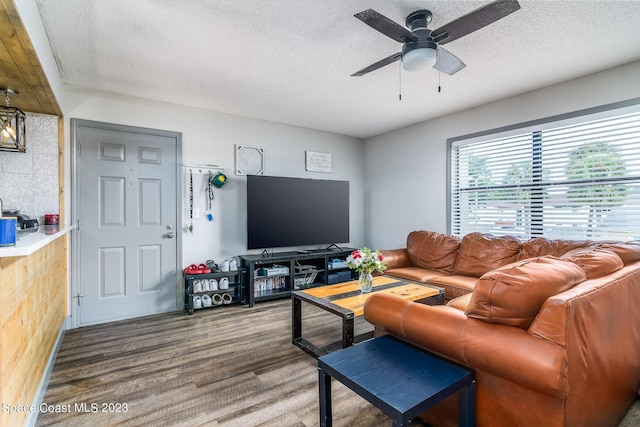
left=77, top=142, right=81, bottom=155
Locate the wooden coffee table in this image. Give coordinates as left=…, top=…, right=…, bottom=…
left=291, top=276, right=444, bottom=357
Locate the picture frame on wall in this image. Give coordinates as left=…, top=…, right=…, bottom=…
left=305, top=151, right=332, bottom=173
left=235, top=145, right=264, bottom=175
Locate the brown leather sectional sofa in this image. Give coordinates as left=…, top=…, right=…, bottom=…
left=364, top=230, right=640, bottom=427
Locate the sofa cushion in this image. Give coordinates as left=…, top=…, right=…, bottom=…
left=427, top=275, right=477, bottom=300
left=465, top=257, right=587, bottom=329
left=452, top=232, right=522, bottom=277
left=447, top=293, right=472, bottom=311
left=560, top=246, right=624, bottom=279
left=597, top=241, right=640, bottom=265
left=406, top=230, right=461, bottom=273
left=385, top=267, right=447, bottom=284
left=379, top=249, right=411, bottom=269
left=520, top=237, right=593, bottom=259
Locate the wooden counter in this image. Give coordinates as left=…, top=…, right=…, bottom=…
left=0, top=231, right=69, bottom=426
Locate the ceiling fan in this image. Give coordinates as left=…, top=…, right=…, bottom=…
left=352, top=0, right=521, bottom=77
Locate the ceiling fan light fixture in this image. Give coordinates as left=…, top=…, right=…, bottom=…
left=352, top=1, right=521, bottom=77
left=402, top=45, right=437, bottom=72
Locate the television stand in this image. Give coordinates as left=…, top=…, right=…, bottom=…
left=325, top=243, right=343, bottom=251
left=240, top=248, right=356, bottom=307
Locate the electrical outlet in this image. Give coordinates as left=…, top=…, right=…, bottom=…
left=193, top=208, right=200, bottom=219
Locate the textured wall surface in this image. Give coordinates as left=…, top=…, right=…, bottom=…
left=0, top=112, right=59, bottom=221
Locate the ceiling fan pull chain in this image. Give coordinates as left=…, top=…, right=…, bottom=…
left=438, top=70, right=442, bottom=93
left=398, top=62, right=402, bottom=101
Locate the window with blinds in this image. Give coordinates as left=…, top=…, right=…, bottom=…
left=450, top=104, right=640, bottom=241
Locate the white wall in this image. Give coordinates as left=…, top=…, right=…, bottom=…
left=63, top=88, right=365, bottom=266
left=364, top=60, right=640, bottom=249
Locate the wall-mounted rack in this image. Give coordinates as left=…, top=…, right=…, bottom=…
left=184, top=164, right=225, bottom=174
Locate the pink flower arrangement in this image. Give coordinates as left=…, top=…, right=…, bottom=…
left=346, top=247, right=387, bottom=274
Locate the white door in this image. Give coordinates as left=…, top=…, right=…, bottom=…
left=72, top=119, right=181, bottom=326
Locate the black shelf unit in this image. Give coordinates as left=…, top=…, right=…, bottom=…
left=184, top=269, right=246, bottom=315
left=239, top=248, right=356, bottom=307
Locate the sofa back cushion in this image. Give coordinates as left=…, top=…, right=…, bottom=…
left=465, top=257, right=587, bottom=329
left=520, top=237, right=593, bottom=259
left=452, top=232, right=522, bottom=277
left=560, top=246, right=624, bottom=279
left=406, top=230, right=461, bottom=273
left=597, top=242, right=640, bottom=265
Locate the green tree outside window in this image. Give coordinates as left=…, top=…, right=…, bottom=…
left=564, top=141, right=628, bottom=236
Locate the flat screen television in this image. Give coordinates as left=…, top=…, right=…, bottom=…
left=246, top=175, right=349, bottom=250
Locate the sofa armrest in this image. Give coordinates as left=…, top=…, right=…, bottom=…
left=363, top=293, right=568, bottom=398
left=380, top=249, right=411, bottom=269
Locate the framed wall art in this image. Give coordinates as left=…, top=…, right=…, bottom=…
left=235, top=145, right=264, bottom=175
left=305, top=150, right=332, bottom=173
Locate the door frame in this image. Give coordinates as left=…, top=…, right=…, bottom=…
left=70, top=118, right=183, bottom=329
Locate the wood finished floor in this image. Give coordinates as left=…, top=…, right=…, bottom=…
left=36, top=299, right=640, bottom=427
left=36, top=299, right=392, bottom=427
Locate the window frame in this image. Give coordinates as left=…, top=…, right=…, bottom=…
left=447, top=97, right=640, bottom=238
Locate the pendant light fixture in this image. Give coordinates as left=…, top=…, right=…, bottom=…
left=0, top=89, right=26, bottom=152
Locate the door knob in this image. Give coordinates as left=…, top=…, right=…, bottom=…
left=166, top=224, right=175, bottom=238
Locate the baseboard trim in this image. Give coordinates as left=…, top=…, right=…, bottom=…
left=25, top=316, right=69, bottom=427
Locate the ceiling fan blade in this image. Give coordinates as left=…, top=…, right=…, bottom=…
left=351, top=52, right=402, bottom=76
left=433, top=47, right=466, bottom=75
left=354, top=9, right=418, bottom=43
left=432, top=0, right=520, bottom=45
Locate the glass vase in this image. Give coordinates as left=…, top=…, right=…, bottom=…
left=359, top=271, right=373, bottom=293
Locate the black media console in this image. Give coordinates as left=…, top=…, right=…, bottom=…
left=239, top=248, right=356, bottom=307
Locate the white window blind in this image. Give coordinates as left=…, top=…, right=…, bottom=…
left=450, top=106, right=640, bottom=241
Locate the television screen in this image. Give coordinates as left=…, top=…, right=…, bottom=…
left=247, top=175, right=349, bottom=250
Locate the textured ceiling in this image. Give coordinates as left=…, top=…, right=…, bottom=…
left=35, top=0, right=640, bottom=139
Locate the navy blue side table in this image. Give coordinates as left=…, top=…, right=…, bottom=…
left=317, top=335, right=476, bottom=427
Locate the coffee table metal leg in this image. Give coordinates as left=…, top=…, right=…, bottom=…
left=318, top=368, right=332, bottom=427
left=342, top=316, right=354, bottom=348
left=459, top=379, right=476, bottom=427
left=292, top=296, right=302, bottom=344
left=391, top=414, right=410, bottom=426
